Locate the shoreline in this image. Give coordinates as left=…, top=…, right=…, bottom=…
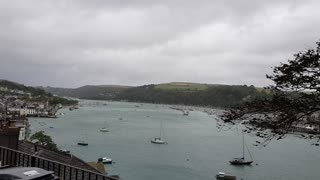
left=77, top=98, right=226, bottom=116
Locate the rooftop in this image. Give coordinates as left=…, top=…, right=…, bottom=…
left=18, top=141, right=102, bottom=174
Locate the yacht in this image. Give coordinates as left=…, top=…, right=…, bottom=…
left=229, top=131, right=253, bottom=165
left=100, top=121, right=109, bottom=132
left=77, top=133, right=88, bottom=146
left=151, top=138, right=166, bottom=144
left=151, top=120, right=167, bottom=144
left=100, top=127, right=109, bottom=132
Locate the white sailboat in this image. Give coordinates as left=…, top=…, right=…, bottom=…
left=151, top=120, right=166, bottom=144
left=100, top=121, right=109, bottom=132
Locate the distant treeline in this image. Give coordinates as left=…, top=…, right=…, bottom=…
left=42, top=85, right=130, bottom=100
left=42, top=82, right=270, bottom=108
left=114, top=84, right=270, bottom=108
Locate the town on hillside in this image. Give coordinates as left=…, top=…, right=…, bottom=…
left=0, top=81, right=78, bottom=141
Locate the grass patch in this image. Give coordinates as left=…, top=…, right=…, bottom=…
left=155, top=82, right=209, bottom=91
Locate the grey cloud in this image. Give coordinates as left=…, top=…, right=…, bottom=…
left=0, top=0, right=320, bottom=87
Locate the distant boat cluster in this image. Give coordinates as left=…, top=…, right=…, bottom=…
left=170, top=105, right=219, bottom=116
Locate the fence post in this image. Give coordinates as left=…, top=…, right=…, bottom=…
left=31, top=156, right=36, bottom=167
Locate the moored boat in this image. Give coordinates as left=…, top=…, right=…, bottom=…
left=100, top=127, right=109, bottom=132
left=100, top=121, right=109, bottom=132
left=98, top=157, right=113, bottom=164
left=229, top=131, right=253, bottom=165
left=77, top=132, right=88, bottom=146
left=151, top=138, right=166, bottom=144
left=229, top=158, right=253, bottom=165
left=216, top=172, right=237, bottom=180
left=77, top=141, right=88, bottom=146
left=151, top=120, right=167, bottom=144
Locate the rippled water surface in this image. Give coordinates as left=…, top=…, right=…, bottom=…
left=29, top=100, right=320, bottom=180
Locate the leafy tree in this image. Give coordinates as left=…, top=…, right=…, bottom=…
left=30, top=131, right=58, bottom=151
left=221, top=41, right=320, bottom=145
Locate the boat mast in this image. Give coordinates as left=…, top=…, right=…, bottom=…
left=242, top=131, right=245, bottom=159
left=160, top=120, right=162, bottom=139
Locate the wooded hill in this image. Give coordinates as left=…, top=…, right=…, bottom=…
left=114, top=83, right=270, bottom=107
left=42, top=85, right=131, bottom=100
left=44, top=82, right=270, bottom=108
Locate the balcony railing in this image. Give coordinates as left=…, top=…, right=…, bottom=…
left=0, top=146, right=117, bottom=180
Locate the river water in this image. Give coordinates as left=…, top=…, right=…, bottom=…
left=29, top=100, right=320, bottom=180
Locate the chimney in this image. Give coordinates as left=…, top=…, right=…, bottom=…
left=0, top=127, right=20, bottom=149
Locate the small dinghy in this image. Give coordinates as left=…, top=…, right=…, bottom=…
left=98, top=157, right=113, bottom=164
left=216, top=172, right=236, bottom=180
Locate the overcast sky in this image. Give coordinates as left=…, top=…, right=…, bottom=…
left=1, top=0, right=320, bottom=88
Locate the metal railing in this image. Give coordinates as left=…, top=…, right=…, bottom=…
left=0, top=146, right=117, bottom=180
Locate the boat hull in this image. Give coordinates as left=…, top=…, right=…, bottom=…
left=77, top=142, right=88, bottom=146
left=151, top=139, right=166, bottom=144
left=229, top=160, right=253, bottom=165
left=102, top=160, right=113, bottom=164
left=216, top=175, right=237, bottom=180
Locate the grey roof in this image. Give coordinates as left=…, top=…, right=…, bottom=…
left=18, top=141, right=102, bottom=174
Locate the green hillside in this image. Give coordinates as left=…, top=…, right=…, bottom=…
left=114, top=84, right=270, bottom=108
left=42, top=82, right=270, bottom=107
left=155, top=82, right=209, bottom=91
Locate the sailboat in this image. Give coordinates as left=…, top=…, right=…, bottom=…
left=229, top=131, right=253, bottom=165
left=100, top=121, right=109, bottom=132
left=151, top=120, right=166, bottom=144
left=77, top=133, right=88, bottom=146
